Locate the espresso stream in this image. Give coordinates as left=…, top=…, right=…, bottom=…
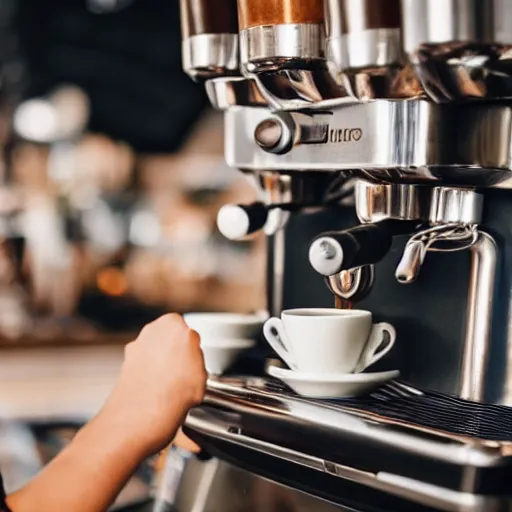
left=334, top=296, right=353, bottom=309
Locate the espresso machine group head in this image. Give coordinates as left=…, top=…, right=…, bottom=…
left=177, top=2, right=512, bottom=511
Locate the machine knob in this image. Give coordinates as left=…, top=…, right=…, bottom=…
left=217, top=202, right=268, bottom=240
left=254, top=113, right=295, bottom=155
left=309, top=224, right=393, bottom=276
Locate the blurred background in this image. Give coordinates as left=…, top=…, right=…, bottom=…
left=0, top=0, right=265, bottom=508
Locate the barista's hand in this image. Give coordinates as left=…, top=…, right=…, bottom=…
left=103, top=314, right=207, bottom=456
left=6, top=315, right=206, bottom=512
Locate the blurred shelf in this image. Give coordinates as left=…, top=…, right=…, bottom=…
left=0, top=331, right=134, bottom=350
left=0, top=344, right=125, bottom=421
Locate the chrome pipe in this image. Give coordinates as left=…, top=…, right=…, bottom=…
left=460, top=231, right=497, bottom=402
left=267, top=228, right=285, bottom=317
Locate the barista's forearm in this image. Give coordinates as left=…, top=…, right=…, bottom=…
left=6, top=402, right=156, bottom=512
left=5, top=312, right=205, bottom=512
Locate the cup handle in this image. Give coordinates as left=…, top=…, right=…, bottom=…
left=355, top=322, right=396, bottom=373
left=263, top=317, right=298, bottom=370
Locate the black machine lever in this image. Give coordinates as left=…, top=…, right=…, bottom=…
left=309, top=224, right=394, bottom=277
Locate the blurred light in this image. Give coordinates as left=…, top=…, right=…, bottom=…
left=97, top=267, right=128, bottom=296
left=14, top=100, right=58, bottom=143
left=14, top=86, right=89, bottom=144
left=129, top=209, right=161, bottom=248
left=82, top=200, right=126, bottom=253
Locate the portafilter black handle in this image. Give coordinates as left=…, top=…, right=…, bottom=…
left=309, top=224, right=393, bottom=276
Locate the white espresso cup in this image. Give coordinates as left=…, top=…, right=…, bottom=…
left=263, top=308, right=396, bottom=374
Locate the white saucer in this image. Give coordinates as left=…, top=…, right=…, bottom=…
left=267, top=365, right=400, bottom=399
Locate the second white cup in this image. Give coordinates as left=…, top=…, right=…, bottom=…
left=184, top=312, right=264, bottom=375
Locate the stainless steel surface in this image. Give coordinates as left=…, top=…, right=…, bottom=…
left=327, top=28, right=402, bottom=71
left=460, top=231, right=497, bottom=402
left=240, top=24, right=325, bottom=72
left=170, top=456, right=222, bottom=512
left=174, top=457, right=349, bottom=512
left=182, top=33, right=239, bottom=79
left=325, top=0, right=403, bottom=70
left=202, top=376, right=504, bottom=464
left=248, top=170, right=340, bottom=207
left=254, top=66, right=348, bottom=109
left=187, top=458, right=219, bottom=512
left=429, top=187, right=483, bottom=225
left=402, top=0, right=512, bottom=101
left=205, top=77, right=267, bottom=109
left=323, top=0, right=418, bottom=100
left=224, top=101, right=512, bottom=189
left=183, top=377, right=512, bottom=511
left=152, top=447, right=191, bottom=511
left=355, top=181, right=430, bottom=223
left=187, top=408, right=501, bottom=512
left=341, top=64, right=423, bottom=100
left=238, top=23, right=348, bottom=109
left=402, top=0, right=512, bottom=51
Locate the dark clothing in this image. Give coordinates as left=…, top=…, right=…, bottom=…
left=0, top=474, right=9, bottom=511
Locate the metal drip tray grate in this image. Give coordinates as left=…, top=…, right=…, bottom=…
left=258, top=379, right=512, bottom=442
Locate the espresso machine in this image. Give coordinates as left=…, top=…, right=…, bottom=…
left=175, top=1, right=512, bottom=510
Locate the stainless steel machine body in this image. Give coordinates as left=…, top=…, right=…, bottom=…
left=174, top=1, right=512, bottom=511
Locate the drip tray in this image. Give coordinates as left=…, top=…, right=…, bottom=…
left=261, top=378, right=512, bottom=442
left=185, top=376, right=512, bottom=512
